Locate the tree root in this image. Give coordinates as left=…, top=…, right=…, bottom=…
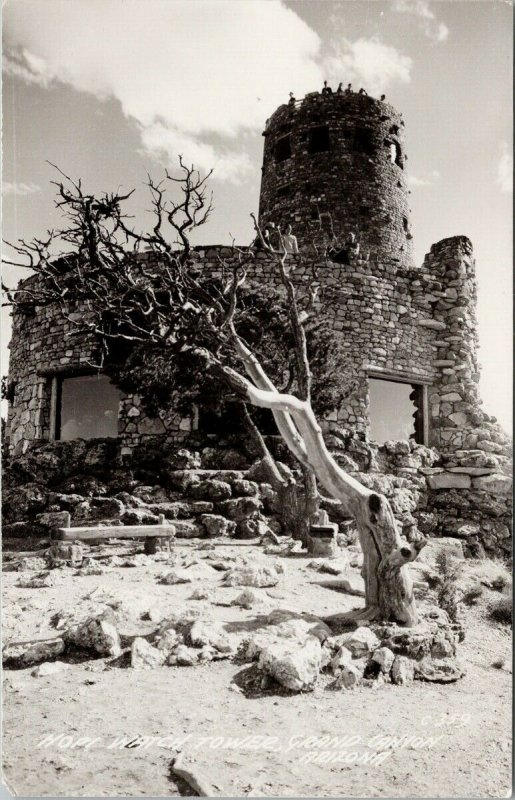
left=323, top=605, right=381, bottom=632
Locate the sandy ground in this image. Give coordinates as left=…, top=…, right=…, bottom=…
left=2, top=542, right=512, bottom=798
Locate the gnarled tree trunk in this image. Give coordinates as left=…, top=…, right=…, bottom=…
left=219, top=350, right=425, bottom=626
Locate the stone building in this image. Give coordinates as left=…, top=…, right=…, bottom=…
left=4, top=90, right=511, bottom=554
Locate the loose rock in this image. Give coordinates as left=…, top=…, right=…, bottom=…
left=258, top=635, right=322, bottom=692
left=131, top=638, right=166, bottom=669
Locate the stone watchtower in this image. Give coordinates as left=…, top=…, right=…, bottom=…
left=259, top=90, right=413, bottom=266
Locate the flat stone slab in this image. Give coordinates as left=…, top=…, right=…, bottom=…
left=426, top=472, right=471, bottom=490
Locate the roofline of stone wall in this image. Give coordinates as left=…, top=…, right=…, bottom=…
left=262, top=90, right=404, bottom=133
left=13, top=235, right=474, bottom=293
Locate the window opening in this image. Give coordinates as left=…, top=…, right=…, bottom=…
left=274, top=135, right=292, bottom=162
left=368, top=377, right=426, bottom=444
left=308, top=126, right=330, bottom=154
left=352, top=128, right=376, bottom=156
left=56, top=374, right=121, bottom=441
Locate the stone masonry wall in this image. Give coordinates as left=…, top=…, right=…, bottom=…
left=5, top=245, right=440, bottom=454
left=259, top=91, right=414, bottom=266
left=5, top=240, right=511, bottom=556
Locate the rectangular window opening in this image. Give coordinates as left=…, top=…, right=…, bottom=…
left=55, top=373, right=121, bottom=441
left=368, top=377, right=427, bottom=445
left=353, top=128, right=376, bottom=156
left=308, top=126, right=330, bottom=154
left=276, top=183, right=293, bottom=198
left=274, top=135, right=292, bottom=162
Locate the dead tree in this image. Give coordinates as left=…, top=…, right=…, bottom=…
left=3, top=161, right=426, bottom=625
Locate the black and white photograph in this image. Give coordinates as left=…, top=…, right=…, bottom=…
left=1, top=1, right=512, bottom=797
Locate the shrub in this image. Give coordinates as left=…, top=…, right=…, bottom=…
left=461, top=582, right=484, bottom=606
left=434, top=549, right=461, bottom=622
left=488, top=588, right=513, bottom=626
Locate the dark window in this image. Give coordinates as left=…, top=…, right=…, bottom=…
left=368, top=378, right=426, bottom=444
left=197, top=405, right=245, bottom=436
left=274, top=135, right=292, bottom=162
left=352, top=128, right=376, bottom=156
left=360, top=205, right=371, bottom=216
left=57, top=374, right=121, bottom=441
left=389, top=124, right=400, bottom=136
left=276, top=183, right=293, bottom=198
left=308, top=126, right=330, bottom=154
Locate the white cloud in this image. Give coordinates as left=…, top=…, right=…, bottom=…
left=3, top=0, right=322, bottom=183
left=408, top=169, right=440, bottom=187
left=2, top=53, right=50, bottom=86
left=325, top=38, right=412, bottom=96
left=139, top=124, right=253, bottom=184
left=496, top=142, right=512, bottom=193
left=2, top=181, right=41, bottom=196
left=393, top=0, right=449, bottom=43
left=4, top=1, right=417, bottom=182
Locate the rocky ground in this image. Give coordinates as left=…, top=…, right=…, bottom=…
left=2, top=536, right=512, bottom=798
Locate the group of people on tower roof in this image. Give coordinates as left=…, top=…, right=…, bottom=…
left=288, top=83, right=386, bottom=104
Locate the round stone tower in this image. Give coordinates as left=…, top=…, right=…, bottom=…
left=259, top=90, right=414, bottom=267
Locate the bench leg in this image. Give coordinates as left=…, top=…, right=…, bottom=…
left=144, top=537, right=172, bottom=555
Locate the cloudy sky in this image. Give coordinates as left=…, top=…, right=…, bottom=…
left=2, top=0, right=512, bottom=430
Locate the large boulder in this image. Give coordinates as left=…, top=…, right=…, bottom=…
left=340, top=627, right=380, bottom=658
left=35, top=511, right=71, bottom=532
left=3, top=637, right=66, bottom=667
left=231, top=479, right=259, bottom=497
left=200, top=514, right=236, bottom=538
left=189, top=620, right=233, bottom=653
left=64, top=612, right=122, bottom=657
left=258, top=636, right=322, bottom=692
left=223, top=564, right=281, bottom=588
left=131, top=638, right=166, bottom=669
left=90, top=497, right=125, bottom=520
left=121, top=508, right=160, bottom=526
left=415, top=658, right=466, bottom=683
left=191, top=480, right=232, bottom=502
left=147, top=501, right=191, bottom=520
left=333, top=660, right=365, bottom=689
left=218, top=497, right=262, bottom=521
left=471, top=474, right=512, bottom=495
left=2, top=483, right=47, bottom=524
left=391, top=655, right=415, bottom=685
left=236, top=518, right=272, bottom=539
left=168, top=449, right=201, bottom=470
left=427, top=473, right=471, bottom=490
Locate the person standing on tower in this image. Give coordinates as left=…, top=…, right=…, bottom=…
left=321, top=80, right=332, bottom=95
left=280, top=224, right=299, bottom=255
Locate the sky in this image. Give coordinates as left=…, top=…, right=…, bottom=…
left=2, top=0, right=513, bottom=431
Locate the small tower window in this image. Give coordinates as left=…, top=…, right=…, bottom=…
left=308, top=126, right=330, bottom=154
left=276, top=183, right=293, bottom=198
left=274, top=135, right=292, bottom=162
left=352, top=128, right=376, bottom=156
